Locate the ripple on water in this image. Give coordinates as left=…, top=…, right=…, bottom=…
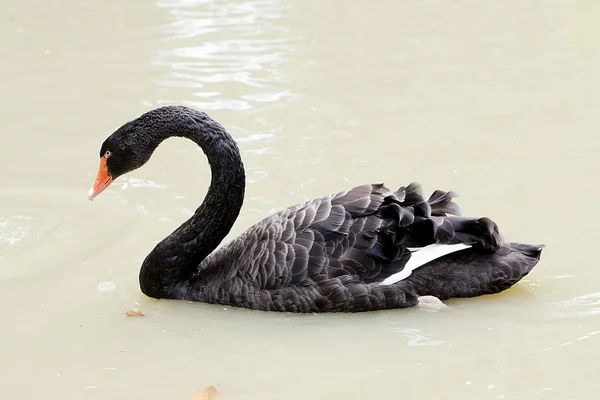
left=0, top=193, right=65, bottom=281
left=0, top=214, right=57, bottom=246
left=556, top=291, right=600, bottom=317
left=153, top=0, right=295, bottom=110
left=0, top=188, right=134, bottom=281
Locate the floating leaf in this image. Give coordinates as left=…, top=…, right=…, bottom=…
left=189, top=385, right=217, bottom=400
left=125, top=310, right=144, bottom=317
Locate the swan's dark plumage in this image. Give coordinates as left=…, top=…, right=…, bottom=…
left=181, top=182, right=541, bottom=312
left=90, top=105, right=544, bottom=313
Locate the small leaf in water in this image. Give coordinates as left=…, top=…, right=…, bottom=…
left=125, top=310, right=144, bottom=317
left=189, top=386, right=217, bottom=400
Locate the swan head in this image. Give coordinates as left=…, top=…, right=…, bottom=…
left=87, top=105, right=217, bottom=201
left=88, top=114, right=161, bottom=201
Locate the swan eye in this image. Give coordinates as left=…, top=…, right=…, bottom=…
left=104, top=150, right=112, bottom=158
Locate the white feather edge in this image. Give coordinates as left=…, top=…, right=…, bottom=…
left=379, top=243, right=472, bottom=286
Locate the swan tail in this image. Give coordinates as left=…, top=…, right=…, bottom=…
left=440, top=215, right=502, bottom=250
left=404, top=242, right=544, bottom=300
left=315, top=240, right=543, bottom=311
left=379, top=183, right=502, bottom=251
left=365, top=183, right=539, bottom=294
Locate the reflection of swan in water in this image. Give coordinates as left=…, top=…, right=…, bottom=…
left=87, top=105, right=544, bottom=313
left=391, top=328, right=444, bottom=346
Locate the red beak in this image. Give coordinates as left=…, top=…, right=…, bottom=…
left=88, top=155, right=113, bottom=201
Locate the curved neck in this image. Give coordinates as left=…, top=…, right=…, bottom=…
left=139, top=106, right=245, bottom=297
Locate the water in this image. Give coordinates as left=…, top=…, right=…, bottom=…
left=1, top=0, right=599, bottom=398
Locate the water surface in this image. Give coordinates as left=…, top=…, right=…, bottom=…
left=2, top=0, right=599, bottom=399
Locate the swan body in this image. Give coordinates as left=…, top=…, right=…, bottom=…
left=88, top=106, right=544, bottom=313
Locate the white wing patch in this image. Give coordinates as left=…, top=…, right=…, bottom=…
left=379, top=243, right=472, bottom=286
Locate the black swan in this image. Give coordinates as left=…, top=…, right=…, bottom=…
left=87, top=105, right=544, bottom=313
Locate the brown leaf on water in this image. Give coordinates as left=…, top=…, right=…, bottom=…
left=124, top=310, right=144, bottom=317
left=189, top=385, right=218, bottom=400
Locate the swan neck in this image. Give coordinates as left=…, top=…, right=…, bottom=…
left=139, top=107, right=245, bottom=297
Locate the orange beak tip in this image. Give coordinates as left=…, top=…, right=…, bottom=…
left=88, top=156, right=112, bottom=201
